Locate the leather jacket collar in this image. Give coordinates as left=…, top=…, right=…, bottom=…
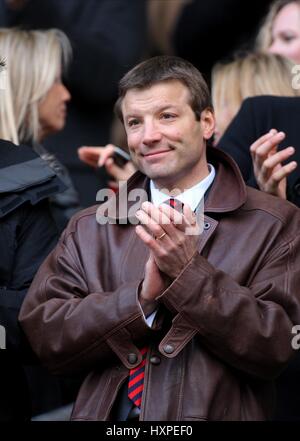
left=97, top=147, right=247, bottom=224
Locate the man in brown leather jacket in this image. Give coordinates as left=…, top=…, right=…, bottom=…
left=19, top=56, right=300, bottom=421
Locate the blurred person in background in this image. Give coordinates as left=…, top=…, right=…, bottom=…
left=0, top=0, right=147, bottom=207
left=0, top=28, right=85, bottom=420
left=0, top=27, right=81, bottom=232
left=213, top=24, right=300, bottom=418
left=0, top=55, right=67, bottom=420
left=212, top=52, right=298, bottom=144
left=217, top=95, right=300, bottom=201
left=216, top=76, right=300, bottom=422
left=215, top=1, right=300, bottom=207
left=78, top=143, right=136, bottom=192
left=256, top=0, right=300, bottom=63
left=212, top=51, right=300, bottom=205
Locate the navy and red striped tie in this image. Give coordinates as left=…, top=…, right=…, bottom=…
left=165, top=198, right=184, bottom=213
left=128, top=347, right=148, bottom=408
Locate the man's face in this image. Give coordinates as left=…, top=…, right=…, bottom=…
left=122, top=80, right=215, bottom=191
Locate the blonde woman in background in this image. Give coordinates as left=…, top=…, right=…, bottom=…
left=0, top=53, right=68, bottom=420
left=0, top=28, right=83, bottom=420
left=256, top=0, right=300, bottom=63
left=0, top=28, right=80, bottom=231
left=212, top=52, right=298, bottom=144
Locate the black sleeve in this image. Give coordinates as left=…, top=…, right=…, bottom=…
left=217, top=98, right=259, bottom=188
left=0, top=200, right=58, bottom=355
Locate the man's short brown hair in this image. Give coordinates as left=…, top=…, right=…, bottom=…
left=115, top=55, right=212, bottom=123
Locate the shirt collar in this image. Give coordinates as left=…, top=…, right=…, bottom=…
left=150, top=164, right=215, bottom=211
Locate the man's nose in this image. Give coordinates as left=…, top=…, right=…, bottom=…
left=142, top=121, right=162, bottom=145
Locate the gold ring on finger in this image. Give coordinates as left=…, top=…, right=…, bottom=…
left=156, top=232, right=167, bottom=240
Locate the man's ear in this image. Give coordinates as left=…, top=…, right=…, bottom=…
left=200, top=108, right=215, bottom=140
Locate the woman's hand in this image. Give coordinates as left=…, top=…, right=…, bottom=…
left=78, top=144, right=136, bottom=188
left=250, top=129, right=297, bottom=199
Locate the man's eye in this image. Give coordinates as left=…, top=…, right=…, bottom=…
left=161, top=113, right=175, bottom=120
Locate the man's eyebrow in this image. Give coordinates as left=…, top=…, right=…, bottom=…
left=124, top=113, right=140, bottom=119
left=125, top=104, right=179, bottom=119
left=156, top=104, right=178, bottom=112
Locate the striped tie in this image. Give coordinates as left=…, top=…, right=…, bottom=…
left=128, top=347, right=148, bottom=408
left=166, top=198, right=184, bottom=213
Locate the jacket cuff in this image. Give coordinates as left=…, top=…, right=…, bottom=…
left=158, top=312, right=197, bottom=358
left=154, top=252, right=213, bottom=357
left=107, top=280, right=162, bottom=369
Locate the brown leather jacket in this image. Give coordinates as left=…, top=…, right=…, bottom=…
left=19, top=148, right=300, bottom=421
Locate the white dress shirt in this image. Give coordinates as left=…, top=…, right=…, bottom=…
left=150, top=163, right=216, bottom=212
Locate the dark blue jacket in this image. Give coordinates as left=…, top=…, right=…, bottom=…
left=0, top=140, right=64, bottom=421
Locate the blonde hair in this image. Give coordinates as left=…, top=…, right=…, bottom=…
left=0, top=28, right=71, bottom=144
left=212, top=52, right=298, bottom=136
left=256, top=0, right=300, bottom=51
